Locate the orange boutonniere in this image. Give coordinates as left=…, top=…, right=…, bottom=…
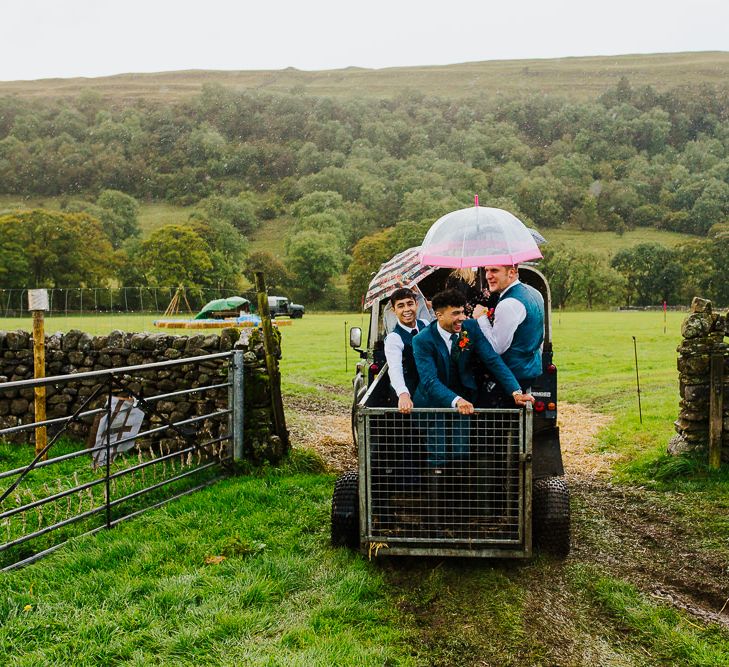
left=458, top=331, right=470, bottom=349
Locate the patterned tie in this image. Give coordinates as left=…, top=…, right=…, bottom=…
left=450, top=333, right=459, bottom=359
left=448, top=333, right=460, bottom=388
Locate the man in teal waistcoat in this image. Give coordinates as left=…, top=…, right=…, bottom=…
left=473, top=264, right=545, bottom=404
left=384, top=287, right=431, bottom=414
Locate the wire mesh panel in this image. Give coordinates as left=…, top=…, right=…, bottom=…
left=363, top=408, right=527, bottom=549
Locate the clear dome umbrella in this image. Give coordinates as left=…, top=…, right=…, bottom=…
left=419, top=205, right=543, bottom=268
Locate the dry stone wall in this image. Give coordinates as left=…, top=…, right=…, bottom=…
left=671, top=297, right=729, bottom=462
left=0, top=327, right=283, bottom=463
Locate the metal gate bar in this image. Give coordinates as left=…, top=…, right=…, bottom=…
left=0, top=350, right=244, bottom=570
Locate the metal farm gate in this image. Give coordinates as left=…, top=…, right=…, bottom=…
left=359, top=408, right=532, bottom=558
left=0, top=351, right=245, bottom=570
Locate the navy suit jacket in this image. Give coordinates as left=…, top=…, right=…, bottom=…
left=412, top=319, right=520, bottom=408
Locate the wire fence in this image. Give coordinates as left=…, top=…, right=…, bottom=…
left=0, top=287, right=259, bottom=318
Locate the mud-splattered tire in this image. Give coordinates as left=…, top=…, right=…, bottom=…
left=533, top=476, right=570, bottom=558
left=331, top=470, right=360, bottom=549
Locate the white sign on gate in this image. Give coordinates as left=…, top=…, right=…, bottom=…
left=91, top=396, right=145, bottom=469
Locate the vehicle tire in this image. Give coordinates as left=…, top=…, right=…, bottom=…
left=291, top=310, right=303, bottom=319
left=331, top=470, right=359, bottom=549
left=532, top=476, right=570, bottom=558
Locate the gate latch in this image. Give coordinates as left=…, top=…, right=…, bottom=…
left=519, top=452, right=532, bottom=463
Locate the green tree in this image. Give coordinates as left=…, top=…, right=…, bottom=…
left=346, top=228, right=394, bottom=308
left=611, top=243, right=682, bottom=306
left=0, top=209, right=114, bottom=287
left=197, top=194, right=259, bottom=235
left=570, top=252, right=626, bottom=308
left=188, top=215, right=248, bottom=289
left=287, top=230, right=345, bottom=300
left=243, top=251, right=292, bottom=291
left=537, top=244, right=579, bottom=309
left=129, top=224, right=213, bottom=288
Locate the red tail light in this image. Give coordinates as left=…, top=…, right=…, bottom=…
left=534, top=401, right=545, bottom=412
left=369, top=363, right=380, bottom=375
left=547, top=364, right=557, bottom=374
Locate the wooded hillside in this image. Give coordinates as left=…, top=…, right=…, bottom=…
left=0, top=52, right=727, bottom=308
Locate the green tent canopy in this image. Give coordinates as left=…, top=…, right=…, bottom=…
left=194, top=296, right=251, bottom=320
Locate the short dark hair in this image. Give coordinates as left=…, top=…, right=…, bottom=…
left=431, top=289, right=466, bottom=312
left=390, top=287, right=416, bottom=306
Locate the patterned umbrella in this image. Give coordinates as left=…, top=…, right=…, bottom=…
left=363, top=246, right=436, bottom=309
left=419, top=206, right=543, bottom=268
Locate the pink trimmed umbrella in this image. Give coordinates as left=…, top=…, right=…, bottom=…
left=419, top=205, right=543, bottom=268
left=363, top=246, right=436, bottom=308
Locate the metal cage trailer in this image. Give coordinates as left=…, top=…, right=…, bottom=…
left=333, top=402, right=569, bottom=559
left=367, top=405, right=531, bottom=558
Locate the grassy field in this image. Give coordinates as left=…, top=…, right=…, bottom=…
left=0, top=310, right=727, bottom=664
left=543, top=227, right=694, bottom=253
left=1, top=51, right=727, bottom=102
left=0, top=308, right=700, bottom=464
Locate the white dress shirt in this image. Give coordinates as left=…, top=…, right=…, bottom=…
left=436, top=324, right=462, bottom=407
left=384, top=323, right=422, bottom=398
left=477, top=280, right=526, bottom=355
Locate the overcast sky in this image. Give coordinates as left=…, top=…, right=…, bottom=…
left=2, top=0, right=728, bottom=81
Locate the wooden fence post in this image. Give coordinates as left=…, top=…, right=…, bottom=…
left=709, top=352, right=724, bottom=469
left=254, top=272, right=289, bottom=454
left=28, top=290, right=49, bottom=460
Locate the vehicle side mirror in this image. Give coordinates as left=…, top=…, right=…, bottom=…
left=349, top=327, right=362, bottom=349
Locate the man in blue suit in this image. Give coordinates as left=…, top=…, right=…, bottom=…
left=412, top=289, right=533, bottom=468
left=412, top=290, right=533, bottom=413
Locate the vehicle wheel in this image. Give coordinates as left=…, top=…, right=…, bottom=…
left=532, top=476, right=570, bottom=558
left=331, top=470, right=359, bottom=549
left=291, top=310, right=303, bottom=319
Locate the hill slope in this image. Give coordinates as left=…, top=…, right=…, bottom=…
left=1, top=51, right=727, bottom=102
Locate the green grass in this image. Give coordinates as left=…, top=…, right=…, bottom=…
left=137, top=202, right=190, bottom=235
left=542, top=227, right=695, bottom=253
left=1, top=51, right=728, bottom=101
left=549, top=310, right=686, bottom=473
left=573, top=564, right=729, bottom=666
left=0, top=468, right=411, bottom=666
left=248, top=217, right=294, bottom=256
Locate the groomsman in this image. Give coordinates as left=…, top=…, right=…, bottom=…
left=473, top=264, right=544, bottom=403
left=383, top=287, right=432, bottom=414
left=412, top=289, right=533, bottom=413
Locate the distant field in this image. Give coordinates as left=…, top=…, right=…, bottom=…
left=137, top=201, right=189, bottom=234
left=539, top=227, right=694, bottom=253
left=1, top=51, right=727, bottom=102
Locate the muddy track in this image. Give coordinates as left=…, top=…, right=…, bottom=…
left=288, top=397, right=729, bottom=663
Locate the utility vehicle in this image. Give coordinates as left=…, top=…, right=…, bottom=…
left=331, top=265, right=569, bottom=559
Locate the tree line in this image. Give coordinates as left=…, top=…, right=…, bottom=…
left=0, top=77, right=727, bottom=307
